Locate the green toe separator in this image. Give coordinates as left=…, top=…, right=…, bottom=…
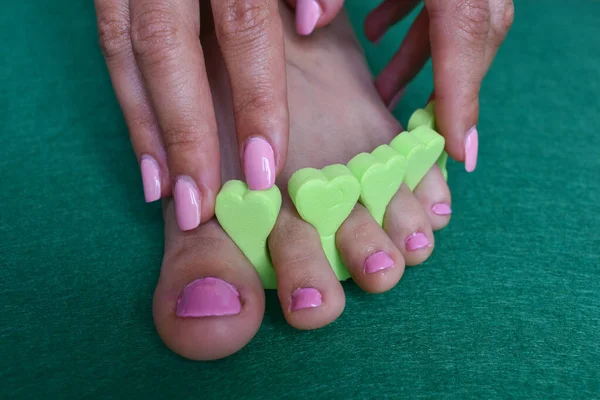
left=289, top=164, right=360, bottom=280
left=347, top=144, right=406, bottom=226
left=215, top=180, right=281, bottom=289
left=437, top=151, right=448, bottom=181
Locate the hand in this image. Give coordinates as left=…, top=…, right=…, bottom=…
left=95, top=0, right=289, bottom=231
left=365, top=0, right=514, bottom=172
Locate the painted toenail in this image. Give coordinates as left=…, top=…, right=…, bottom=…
left=405, top=232, right=431, bottom=251
left=140, top=155, right=161, bottom=203
left=432, top=203, right=452, bottom=216
left=174, top=176, right=201, bottom=231
left=364, top=251, right=395, bottom=274
left=243, top=137, right=275, bottom=191
left=464, top=126, right=478, bottom=173
left=296, top=0, right=322, bottom=36
left=176, top=277, right=241, bottom=318
left=291, top=288, right=322, bottom=311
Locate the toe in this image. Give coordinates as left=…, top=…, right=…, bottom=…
left=153, top=201, right=265, bottom=361
left=268, top=200, right=345, bottom=330
left=413, top=165, right=452, bottom=231
left=383, top=184, right=435, bottom=266
left=336, top=204, right=405, bottom=293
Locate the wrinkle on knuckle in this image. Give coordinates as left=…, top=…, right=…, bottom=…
left=233, top=84, right=278, bottom=117
left=162, top=122, right=209, bottom=155
left=96, top=7, right=131, bottom=60
left=130, top=5, right=182, bottom=62
left=216, top=0, right=272, bottom=46
left=452, top=0, right=491, bottom=45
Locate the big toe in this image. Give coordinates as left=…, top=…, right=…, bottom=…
left=153, top=200, right=265, bottom=361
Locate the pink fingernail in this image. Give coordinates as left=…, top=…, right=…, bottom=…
left=291, top=288, right=322, bottom=311
left=364, top=251, right=395, bottom=274
left=464, top=126, right=478, bottom=172
left=176, top=277, right=241, bottom=318
left=432, top=203, right=452, bottom=216
left=296, top=0, right=322, bottom=36
left=174, top=176, right=201, bottom=231
left=244, top=137, right=275, bottom=191
left=405, top=232, right=431, bottom=251
left=387, top=87, right=406, bottom=111
left=140, top=156, right=161, bottom=202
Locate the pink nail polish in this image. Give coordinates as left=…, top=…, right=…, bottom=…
left=291, top=288, right=322, bottom=311
left=364, top=251, right=395, bottom=274
left=387, top=87, right=406, bottom=111
left=243, top=137, right=275, bottom=191
left=432, top=203, right=452, bottom=216
left=176, top=277, right=241, bottom=317
left=296, top=0, right=322, bottom=36
left=140, top=156, right=161, bottom=203
left=464, top=126, right=478, bottom=172
left=173, top=176, right=201, bottom=231
left=405, top=232, right=431, bottom=251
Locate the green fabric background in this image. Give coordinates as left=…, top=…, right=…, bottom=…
left=1, top=0, right=599, bottom=398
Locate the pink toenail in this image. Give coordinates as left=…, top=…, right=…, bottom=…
left=432, top=203, right=452, bottom=216
left=364, top=251, right=395, bottom=274
left=464, top=126, right=478, bottom=173
left=291, top=288, right=322, bottom=311
left=176, top=277, right=241, bottom=318
left=174, top=176, right=201, bottom=231
left=405, top=232, right=431, bottom=251
left=296, top=0, right=322, bottom=36
left=243, top=137, right=275, bottom=191
left=140, top=155, right=161, bottom=203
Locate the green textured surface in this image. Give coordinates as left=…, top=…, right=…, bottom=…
left=215, top=180, right=281, bottom=289
left=1, top=1, right=600, bottom=399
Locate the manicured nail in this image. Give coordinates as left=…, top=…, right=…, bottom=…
left=140, top=156, right=161, bottom=202
left=243, top=137, right=275, bottom=191
left=405, top=232, right=431, bottom=251
left=176, top=277, right=241, bottom=318
left=432, top=203, right=452, bottom=216
left=174, top=176, right=201, bottom=231
left=387, top=87, right=406, bottom=111
left=291, top=288, right=322, bottom=311
left=296, top=0, right=322, bottom=36
left=364, top=251, right=395, bottom=274
left=464, top=126, right=478, bottom=172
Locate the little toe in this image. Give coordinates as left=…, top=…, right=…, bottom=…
left=383, top=184, right=435, bottom=266
left=336, top=204, right=405, bottom=293
left=153, top=200, right=265, bottom=361
left=268, top=200, right=345, bottom=330
left=413, top=165, right=452, bottom=231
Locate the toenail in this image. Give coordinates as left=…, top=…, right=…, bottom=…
left=243, top=137, right=275, bottom=191
left=176, top=277, right=241, bottom=318
left=296, top=0, right=322, bottom=36
left=364, top=251, right=395, bottom=274
left=432, top=203, right=452, bottom=216
left=290, top=288, right=322, bottom=311
left=173, top=176, right=201, bottom=231
left=140, top=155, right=161, bottom=203
left=464, top=126, right=479, bottom=173
left=405, top=232, right=431, bottom=251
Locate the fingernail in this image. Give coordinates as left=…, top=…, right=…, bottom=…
left=405, top=232, right=431, bottom=251
left=296, top=0, right=322, bottom=36
left=291, top=288, right=322, bottom=311
left=243, top=137, right=275, bottom=191
left=432, top=203, right=452, bottom=216
left=140, top=156, right=161, bottom=202
left=174, top=176, right=201, bottom=231
left=176, top=277, right=241, bottom=317
left=464, top=126, right=478, bottom=172
left=387, top=87, right=406, bottom=111
left=364, top=251, right=395, bottom=274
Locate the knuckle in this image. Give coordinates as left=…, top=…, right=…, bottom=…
left=492, top=0, right=514, bottom=40
left=452, top=0, right=491, bottom=43
left=96, top=7, right=131, bottom=60
left=233, top=84, right=278, bottom=116
left=216, top=0, right=272, bottom=45
left=130, top=4, right=182, bottom=61
left=162, top=122, right=209, bottom=156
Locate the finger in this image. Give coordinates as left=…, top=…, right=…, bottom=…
left=211, top=0, right=287, bottom=191
left=130, top=0, right=220, bottom=231
left=426, top=0, right=495, bottom=172
left=364, top=0, right=420, bottom=44
left=374, top=6, right=431, bottom=109
left=285, top=0, right=346, bottom=36
left=95, top=0, right=169, bottom=202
